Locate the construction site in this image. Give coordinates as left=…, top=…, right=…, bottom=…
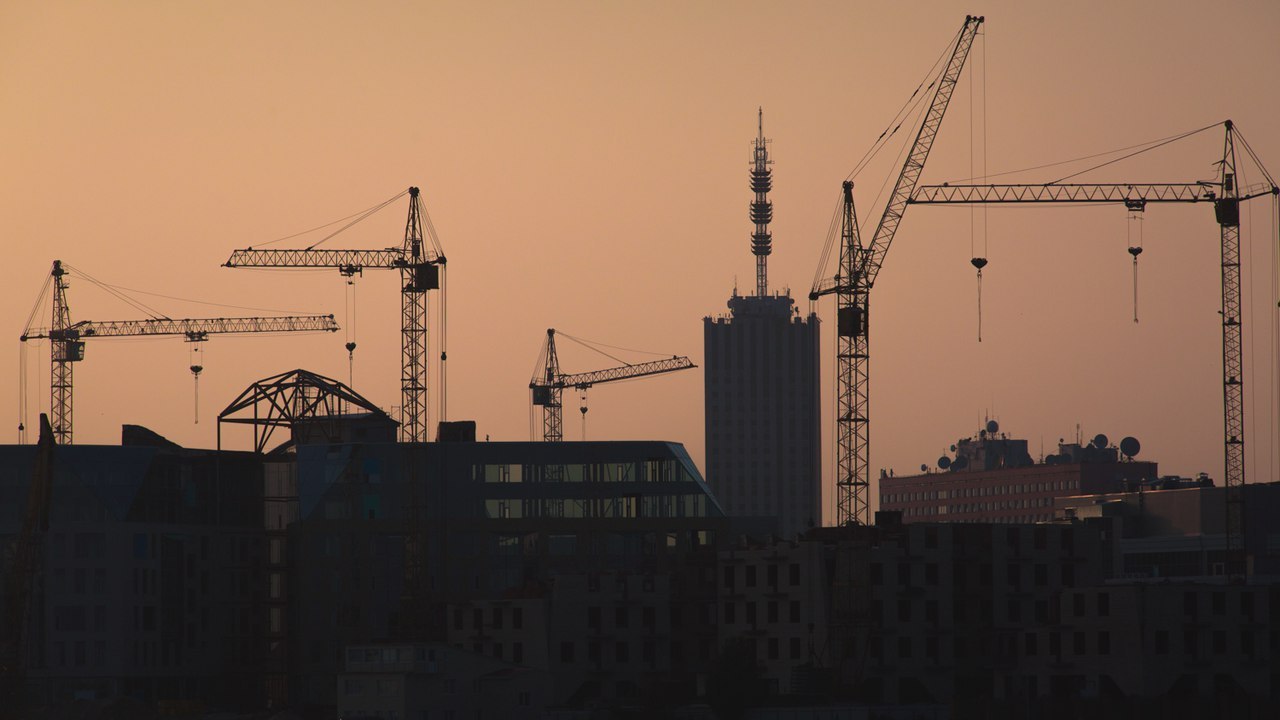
left=4, top=4, right=1280, bottom=720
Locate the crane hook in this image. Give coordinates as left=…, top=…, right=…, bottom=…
left=970, top=257, right=988, bottom=342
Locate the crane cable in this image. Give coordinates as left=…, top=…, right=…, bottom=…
left=438, top=263, right=448, bottom=423
left=968, top=28, right=989, bottom=342
left=344, top=275, right=358, bottom=387
left=812, top=22, right=960, bottom=296
left=63, top=263, right=170, bottom=321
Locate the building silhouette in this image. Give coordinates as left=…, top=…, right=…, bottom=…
left=704, top=111, right=821, bottom=538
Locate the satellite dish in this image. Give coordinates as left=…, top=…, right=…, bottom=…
left=986, top=419, right=999, bottom=434
left=921, top=464, right=929, bottom=473
left=1093, top=433, right=1109, bottom=449
left=950, top=444, right=957, bottom=452
left=1045, top=454, right=1058, bottom=465
left=952, top=455, right=969, bottom=470
left=938, top=456, right=952, bottom=469
left=1120, top=436, right=1141, bottom=458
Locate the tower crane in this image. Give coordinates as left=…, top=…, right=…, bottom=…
left=810, top=15, right=983, bottom=526
left=224, top=187, right=445, bottom=443
left=908, top=120, right=1279, bottom=572
left=19, top=260, right=340, bottom=445
left=530, top=328, right=696, bottom=442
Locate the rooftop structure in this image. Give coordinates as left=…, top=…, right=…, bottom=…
left=880, top=423, right=1157, bottom=523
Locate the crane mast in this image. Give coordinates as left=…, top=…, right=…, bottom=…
left=225, top=187, right=444, bottom=443
left=529, top=329, right=696, bottom=442
left=20, top=260, right=339, bottom=444
left=908, top=120, right=1279, bottom=573
left=811, top=15, right=982, bottom=526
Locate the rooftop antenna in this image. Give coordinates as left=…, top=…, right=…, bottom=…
left=750, top=107, right=774, bottom=297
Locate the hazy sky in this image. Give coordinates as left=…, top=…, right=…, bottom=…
left=4, top=1, right=1278, bottom=523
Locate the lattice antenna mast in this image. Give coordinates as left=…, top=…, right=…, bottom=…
left=751, top=107, right=774, bottom=297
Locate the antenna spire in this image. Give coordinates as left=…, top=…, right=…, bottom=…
left=750, top=108, right=774, bottom=296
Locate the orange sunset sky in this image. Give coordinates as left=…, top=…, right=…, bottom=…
left=3, top=1, right=1278, bottom=523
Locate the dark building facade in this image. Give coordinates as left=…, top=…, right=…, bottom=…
left=704, top=294, right=821, bottom=538
left=0, top=429, right=267, bottom=709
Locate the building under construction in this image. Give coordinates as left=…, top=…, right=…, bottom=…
left=704, top=112, right=822, bottom=539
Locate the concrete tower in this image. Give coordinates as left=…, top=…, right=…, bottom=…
left=703, top=111, right=822, bottom=538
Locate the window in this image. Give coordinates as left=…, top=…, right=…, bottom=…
left=746, top=602, right=757, bottom=625
left=643, top=606, right=655, bottom=630
left=513, top=607, right=523, bottom=630
left=588, top=607, right=601, bottom=630
left=1025, top=633, right=1037, bottom=656
left=746, top=565, right=757, bottom=588
left=1098, top=631, right=1111, bottom=655
left=616, top=641, right=629, bottom=663
left=615, top=607, right=629, bottom=628
left=1154, top=630, right=1169, bottom=654
left=767, top=564, right=778, bottom=587
left=1073, top=632, right=1086, bottom=655
left=768, top=637, right=779, bottom=660
left=898, top=637, right=912, bottom=659
left=723, top=566, right=735, bottom=589
left=1072, top=593, right=1085, bottom=616
left=789, top=563, right=800, bottom=586
left=560, top=642, right=574, bottom=662
left=790, top=637, right=801, bottom=660
left=767, top=601, right=778, bottom=624
left=724, top=603, right=735, bottom=624
left=1097, top=592, right=1110, bottom=617
left=493, top=608, right=503, bottom=629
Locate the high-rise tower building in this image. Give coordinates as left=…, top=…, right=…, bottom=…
left=703, top=111, right=822, bottom=538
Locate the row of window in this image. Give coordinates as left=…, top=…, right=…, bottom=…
left=722, top=599, right=805, bottom=625
left=723, top=562, right=803, bottom=589
left=884, top=480, right=1077, bottom=505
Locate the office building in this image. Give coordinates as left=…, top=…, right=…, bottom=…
left=704, top=111, right=821, bottom=538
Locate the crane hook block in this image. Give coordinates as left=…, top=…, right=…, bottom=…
left=970, top=257, right=988, bottom=271
left=1128, top=247, right=1143, bottom=257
